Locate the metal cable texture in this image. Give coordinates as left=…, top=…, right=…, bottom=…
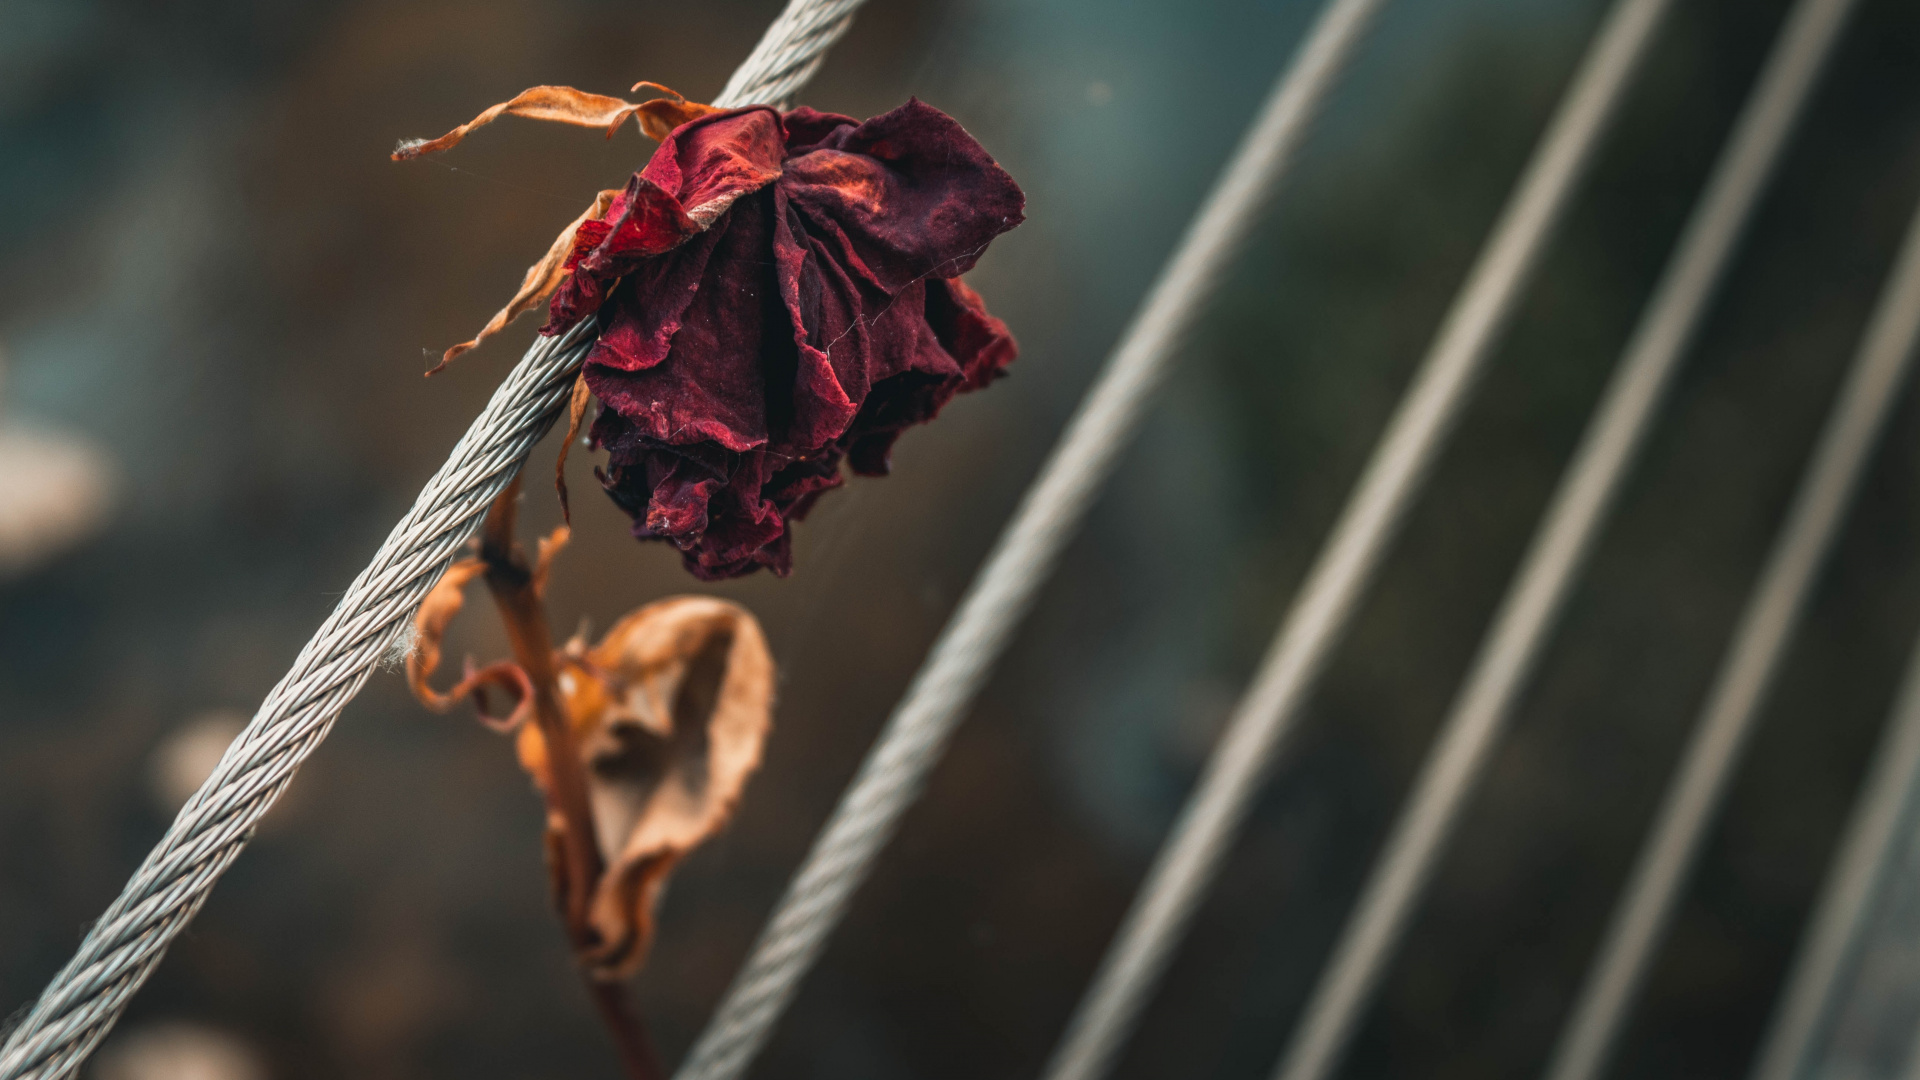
left=667, top=4, right=1389, bottom=1076
left=1749, top=215, right=1920, bottom=1076
left=1757, top=620, right=1920, bottom=1080
left=1271, top=1, right=1854, bottom=1078
left=715, top=0, right=866, bottom=109
left=1037, top=3, right=1670, bottom=1080
left=1536, top=2, right=1869, bottom=1077
left=0, top=3, right=866, bottom=1077
left=0, top=317, right=597, bottom=1080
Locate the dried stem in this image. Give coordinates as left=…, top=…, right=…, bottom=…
left=589, top=980, right=666, bottom=1080
left=478, top=475, right=663, bottom=1080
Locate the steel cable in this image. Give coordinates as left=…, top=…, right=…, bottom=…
left=1750, top=376, right=1920, bottom=1080
left=0, top=3, right=867, bottom=1076
left=1035, top=3, right=1672, bottom=1080
left=1264, top=2, right=1858, bottom=1079
left=1535, top=5, right=1897, bottom=1070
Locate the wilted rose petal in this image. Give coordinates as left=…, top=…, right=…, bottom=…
left=571, top=100, right=1025, bottom=579
left=515, top=596, right=773, bottom=978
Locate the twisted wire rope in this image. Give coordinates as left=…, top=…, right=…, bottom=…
left=1036, top=2, right=1672, bottom=1079
left=0, top=3, right=867, bottom=1076
left=1262, top=1, right=1859, bottom=1078
left=1749, top=206, right=1920, bottom=1077
left=668, top=2, right=1391, bottom=1075
left=1535, top=2, right=1869, bottom=1078
left=716, top=0, right=866, bottom=110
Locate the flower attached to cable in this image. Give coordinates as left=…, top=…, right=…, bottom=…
left=398, top=83, right=1025, bottom=579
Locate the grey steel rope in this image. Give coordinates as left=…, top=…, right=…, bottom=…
left=1749, top=207, right=1920, bottom=1077
left=1536, top=3, right=1870, bottom=1077
left=0, top=3, right=866, bottom=1077
left=1273, top=1, right=1855, bottom=1078
left=1038, top=3, right=1672, bottom=1080
left=668, top=3, right=1390, bottom=1077
left=715, top=0, right=865, bottom=110
left=0, top=316, right=598, bottom=1080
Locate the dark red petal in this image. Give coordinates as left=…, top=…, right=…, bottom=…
left=542, top=107, right=786, bottom=336
left=579, top=220, right=728, bottom=373
left=581, top=99, right=1024, bottom=580
left=639, top=106, right=786, bottom=227
left=778, top=98, right=1025, bottom=293
left=779, top=106, right=860, bottom=154
left=930, top=276, right=1018, bottom=391
left=841, top=278, right=1018, bottom=477
left=584, top=190, right=785, bottom=453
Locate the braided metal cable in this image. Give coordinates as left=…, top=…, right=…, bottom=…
left=0, top=317, right=595, bottom=1080
left=714, top=0, right=866, bottom=109
left=0, top=2, right=866, bottom=1076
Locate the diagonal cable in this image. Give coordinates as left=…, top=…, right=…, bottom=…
left=1268, top=2, right=1856, bottom=1079
left=0, top=3, right=868, bottom=1077
left=666, top=2, right=1391, bottom=1077
left=1538, top=10, right=1906, bottom=1070
left=1036, top=3, right=1672, bottom=1080
left=1749, top=295, right=1920, bottom=1080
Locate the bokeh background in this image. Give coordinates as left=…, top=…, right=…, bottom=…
left=5, top=0, right=1920, bottom=1077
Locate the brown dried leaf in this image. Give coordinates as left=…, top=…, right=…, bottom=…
left=407, top=558, right=487, bottom=709
left=407, top=558, right=535, bottom=732
left=516, top=596, right=774, bottom=977
left=390, top=82, right=718, bottom=161
left=426, top=190, right=620, bottom=375
left=394, top=82, right=719, bottom=373
left=533, top=524, right=571, bottom=600
left=456, top=658, right=538, bottom=734
left=555, top=373, right=593, bottom=521
left=392, top=86, right=644, bottom=161
left=628, top=82, right=722, bottom=141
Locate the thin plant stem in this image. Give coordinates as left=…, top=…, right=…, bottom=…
left=478, top=475, right=664, bottom=1080
left=590, top=979, right=667, bottom=1080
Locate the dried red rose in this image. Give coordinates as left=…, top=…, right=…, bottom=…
left=561, top=100, right=1022, bottom=579
left=403, top=89, right=1024, bottom=579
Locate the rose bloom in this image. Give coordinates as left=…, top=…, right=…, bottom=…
left=525, top=99, right=1024, bottom=579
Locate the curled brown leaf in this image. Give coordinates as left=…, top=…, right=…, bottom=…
left=393, top=82, right=719, bottom=371
left=556, top=373, right=594, bottom=521
left=627, top=82, right=721, bottom=141
left=407, top=558, right=535, bottom=732
left=426, top=190, right=621, bottom=375
left=392, top=86, right=644, bottom=161
left=516, top=596, right=774, bottom=978
left=533, top=524, right=571, bottom=600
left=407, top=558, right=486, bottom=709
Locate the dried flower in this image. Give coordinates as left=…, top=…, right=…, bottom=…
left=523, top=597, right=773, bottom=976
left=406, top=549, right=773, bottom=979
left=401, top=87, right=1024, bottom=579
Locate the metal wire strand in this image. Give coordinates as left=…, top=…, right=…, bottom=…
left=1537, top=9, right=1902, bottom=1066
left=1266, top=2, right=1857, bottom=1079
left=0, top=2, right=865, bottom=1076
left=1035, top=3, right=1670, bottom=1080
left=667, top=4, right=1391, bottom=1078
left=714, top=0, right=866, bottom=109
left=1749, top=247, right=1920, bottom=1079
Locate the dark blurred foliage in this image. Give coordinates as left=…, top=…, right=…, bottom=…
left=4, top=0, right=1920, bottom=1078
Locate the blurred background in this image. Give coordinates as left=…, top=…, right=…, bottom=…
left=4, top=0, right=1920, bottom=1077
